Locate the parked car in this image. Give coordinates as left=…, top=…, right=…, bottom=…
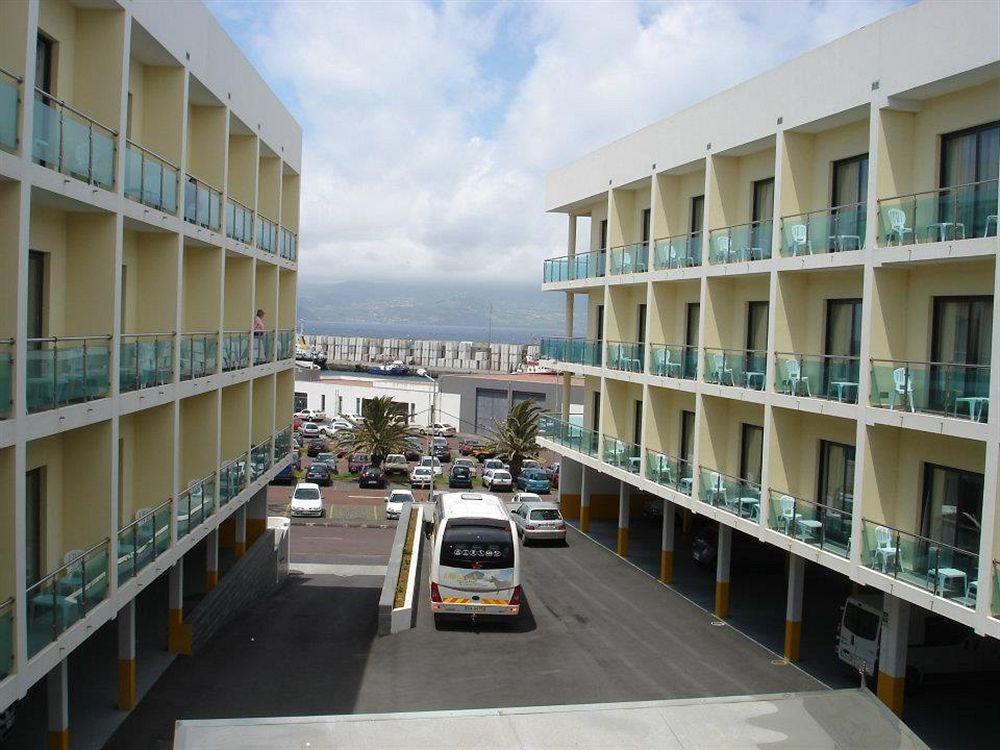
left=545, top=463, right=560, bottom=488
left=421, top=422, right=456, bottom=437
left=511, top=492, right=542, bottom=505
left=307, top=438, right=327, bottom=457
left=516, top=468, right=551, bottom=494
left=331, top=419, right=353, bottom=431
left=691, top=524, right=717, bottom=566
left=419, top=456, right=443, bottom=476
left=295, top=409, right=326, bottom=422
left=483, top=468, right=513, bottom=491
left=300, top=422, right=321, bottom=438
left=292, top=417, right=303, bottom=431
left=383, top=454, right=409, bottom=475
left=472, top=444, right=498, bottom=461
left=453, top=457, right=476, bottom=474
left=385, top=489, right=414, bottom=520
left=448, top=465, right=474, bottom=489
left=306, top=462, right=333, bottom=486
left=271, top=462, right=296, bottom=485
left=289, top=482, right=324, bottom=517
left=403, top=439, right=423, bottom=462
left=314, top=452, right=338, bottom=469
left=458, top=439, right=480, bottom=456
left=359, top=465, right=387, bottom=489
left=482, top=458, right=506, bottom=474
left=348, top=452, right=371, bottom=473
left=410, top=466, right=434, bottom=489
left=433, top=445, right=452, bottom=463
left=521, top=459, right=542, bottom=471
left=510, top=501, right=566, bottom=543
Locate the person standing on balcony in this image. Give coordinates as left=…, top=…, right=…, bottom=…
left=254, top=309, right=266, bottom=337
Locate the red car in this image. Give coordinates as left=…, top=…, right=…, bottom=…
left=458, top=440, right=477, bottom=456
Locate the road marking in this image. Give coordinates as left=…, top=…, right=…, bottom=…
left=348, top=495, right=381, bottom=499
left=290, top=563, right=387, bottom=576
left=372, top=506, right=378, bottom=522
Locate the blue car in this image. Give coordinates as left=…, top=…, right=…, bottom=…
left=516, top=467, right=551, bottom=494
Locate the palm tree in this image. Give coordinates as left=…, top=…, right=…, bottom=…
left=485, top=399, right=542, bottom=479
left=333, top=396, right=415, bottom=467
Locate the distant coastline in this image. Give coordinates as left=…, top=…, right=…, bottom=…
left=300, top=320, right=565, bottom=344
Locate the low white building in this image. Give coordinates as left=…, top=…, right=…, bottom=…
left=295, top=374, right=461, bottom=429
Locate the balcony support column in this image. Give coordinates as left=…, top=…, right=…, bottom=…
left=580, top=467, right=591, bottom=533
left=876, top=593, right=909, bottom=716
left=617, top=481, right=630, bottom=556
left=784, top=553, right=804, bottom=662
left=562, top=292, right=574, bottom=422
left=205, top=527, right=219, bottom=590
left=715, top=524, right=732, bottom=619
left=247, top=487, right=268, bottom=546
left=660, top=500, right=675, bottom=583
left=234, top=503, right=247, bottom=558
left=117, top=600, right=137, bottom=710
left=46, top=659, right=69, bottom=750
left=168, top=560, right=191, bottom=655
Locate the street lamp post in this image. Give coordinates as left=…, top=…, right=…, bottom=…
left=417, top=368, right=437, bottom=502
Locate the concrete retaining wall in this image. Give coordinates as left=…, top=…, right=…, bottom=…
left=378, top=503, right=423, bottom=636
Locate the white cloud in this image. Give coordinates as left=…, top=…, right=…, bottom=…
left=232, top=0, right=910, bottom=283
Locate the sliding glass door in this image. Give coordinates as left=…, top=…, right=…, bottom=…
left=921, top=463, right=983, bottom=556
left=930, top=296, right=992, bottom=414
left=940, top=121, right=999, bottom=238
left=831, top=154, right=868, bottom=249
left=824, top=299, right=861, bottom=396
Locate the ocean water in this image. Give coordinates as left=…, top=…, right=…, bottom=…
left=301, top=320, right=565, bottom=345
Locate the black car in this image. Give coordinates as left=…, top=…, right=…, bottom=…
left=307, top=438, right=327, bottom=457
left=403, top=440, right=422, bottom=462
left=433, top=446, right=452, bottom=463
left=359, top=465, right=387, bottom=489
left=448, top=465, right=473, bottom=489
left=306, top=462, right=333, bottom=486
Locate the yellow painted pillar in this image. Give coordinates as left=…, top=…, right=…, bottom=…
left=784, top=553, right=804, bottom=662
left=117, top=600, right=137, bottom=710
left=876, top=594, right=909, bottom=716
left=579, top=467, right=591, bottom=533
left=660, top=500, right=675, bottom=583
left=47, top=660, right=69, bottom=750
left=168, top=561, right=192, bottom=654
left=617, top=481, right=630, bottom=556
left=714, top=524, right=731, bottom=619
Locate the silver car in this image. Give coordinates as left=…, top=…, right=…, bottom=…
left=510, top=501, right=566, bottom=543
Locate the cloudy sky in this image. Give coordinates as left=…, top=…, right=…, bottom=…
left=207, top=0, right=911, bottom=285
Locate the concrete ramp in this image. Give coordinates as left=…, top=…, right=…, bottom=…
left=174, top=689, right=926, bottom=749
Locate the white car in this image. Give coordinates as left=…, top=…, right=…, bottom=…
left=331, top=419, right=353, bottom=432
left=419, top=456, right=443, bottom=476
left=482, top=458, right=507, bottom=473
left=421, top=422, right=456, bottom=437
left=484, top=469, right=513, bottom=491
left=300, top=421, right=321, bottom=438
left=410, top=466, right=435, bottom=489
left=295, top=409, right=326, bottom=421
left=385, top=489, right=414, bottom=520
left=511, top=492, right=542, bottom=505
left=289, top=482, right=324, bottom=518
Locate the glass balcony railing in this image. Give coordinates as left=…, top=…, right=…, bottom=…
left=603, top=434, right=641, bottom=474
left=179, top=332, right=218, bottom=381
left=652, top=232, right=702, bottom=270
left=649, top=343, right=698, bottom=380
left=869, top=359, right=990, bottom=421
left=277, top=330, right=295, bottom=360
left=177, top=472, right=216, bottom=539
left=220, top=453, right=248, bottom=506
left=253, top=331, right=275, bottom=366
left=1, top=338, right=12, bottom=420
left=780, top=203, right=866, bottom=256
left=32, top=89, right=116, bottom=189
left=538, top=337, right=602, bottom=367
left=877, top=180, right=998, bottom=247
left=701, top=347, right=767, bottom=391
left=26, top=539, right=110, bottom=658
left=183, top=174, right=222, bottom=231
left=222, top=331, right=250, bottom=372
left=120, top=333, right=174, bottom=393
left=645, top=449, right=693, bottom=495
left=0, top=596, right=12, bottom=679
left=256, top=215, right=278, bottom=254
left=1, top=66, right=21, bottom=154
left=774, top=353, right=860, bottom=404
left=698, top=468, right=761, bottom=523
left=543, top=249, right=607, bottom=283
left=538, top=414, right=600, bottom=458
left=225, top=198, right=254, bottom=244
left=251, top=438, right=273, bottom=481
left=606, top=340, right=644, bottom=373
left=117, top=498, right=171, bottom=585
left=708, top=220, right=773, bottom=264
left=274, top=425, right=293, bottom=460
left=767, top=490, right=851, bottom=557
left=26, top=335, right=112, bottom=413
left=862, top=519, right=979, bottom=608
left=124, top=140, right=178, bottom=214
left=279, top=227, right=298, bottom=261
left=608, top=242, right=648, bottom=275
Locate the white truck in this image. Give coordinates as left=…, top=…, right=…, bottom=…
left=836, top=593, right=1000, bottom=685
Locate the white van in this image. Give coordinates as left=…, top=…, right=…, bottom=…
left=429, top=492, right=521, bottom=618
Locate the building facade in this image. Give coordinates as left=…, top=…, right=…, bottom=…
left=438, top=372, right=583, bottom=435
left=539, top=0, right=998, bottom=717
left=0, top=0, right=300, bottom=744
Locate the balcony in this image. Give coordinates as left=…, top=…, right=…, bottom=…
left=26, top=335, right=112, bottom=414
left=183, top=175, right=222, bottom=232
left=177, top=472, right=216, bottom=539
left=32, top=89, right=116, bottom=189
left=645, top=449, right=693, bottom=495
left=861, top=519, right=978, bottom=608
left=1, top=339, right=11, bottom=419
left=780, top=203, right=866, bottom=256
left=877, top=180, right=998, bottom=247
left=179, top=332, right=218, bottom=381
left=225, top=198, right=254, bottom=244
left=766, top=490, right=850, bottom=557
left=603, top=434, right=640, bottom=474
left=869, top=359, right=989, bottom=422
left=253, top=331, right=275, bottom=366
left=251, top=437, right=273, bottom=481
left=120, top=333, right=174, bottom=393
left=698, top=468, right=761, bottom=522
left=774, top=353, right=860, bottom=404
left=256, top=215, right=278, bottom=254
left=608, top=242, right=648, bottom=275
left=652, top=232, right=702, bottom=270
left=606, top=340, right=644, bottom=374
left=1, top=66, right=20, bottom=154
left=116, top=498, right=171, bottom=585
left=708, top=220, right=773, bottom=264
left=542, top=249, right=606, bottom=283
left=277, top=330, right=295, bottom=360
left=539, top=337, right=602, bottom=367
left=701, top=347, right=767, bottom=391
left=538, top=415, right=600, bottom=457
left=650, top=343, right=698, bottom=380
left=219, top=453, right=248, bottom=506
left=124, top=141, right=179, bottom=214
left=0, top=596, right=11, bottom=678
left=26, top=539, right=110, bottom=658
left=279, top=227, right=298, bottom=261
left=274, top=425, right=293, bottom=459
left=222, top=331, right=250, bottom=372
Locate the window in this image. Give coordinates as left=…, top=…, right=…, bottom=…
left=440, top=524, right=514, bottom=570
left=752, top=178, right=774, bottom=223
left=818, top=440, right=855, bottom=512
left=320, top=394, right=326, bottom=411
left=530, top=508, right=561, bottom=521
left=28, top=250, right=45, bottom=339
left=745, top=301, right=768, bottom=353
left=824, top=299, right=861, bottom=393
left=680, top=411, right=695, bottom=464
left=36, top=33, right=54, bottom=96
left=26, top=468, right=43, bottom=585
left=831, top=154, right=868, bottom=247
left=637, top=304, right=646, bottom=344
left=338, top=395, right=344, bottom=415
left=641, top=208, right=651, bottom=243
left=920, top=463, right=983, bottom=554
left=940, top=121, right=999, bottom=238
left=591, top=391, right=601, bottom=433
left=929, top=296, right=992, bottom=412
left=633, top=399, right=643, bottom=447
left=293, top=392, right=307, bottom=411
left=595, top=304, right=604, bottom=344
left=690, top=196, right=704, bottom=233
left=126, top=92, right=133, bottom=139
left=599, top=219, right=608, bottom=250
left=739, top=423, right=763, bottom=485
left=120, top=263, right=127, bottom=328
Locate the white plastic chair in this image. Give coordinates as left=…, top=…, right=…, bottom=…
left=707, top=471, right=726, bottom=508
left=713, top=235, right=731, bottom=263
left=873, top=525, right=898, bottom=572
left=778, top=495, right=795, bottom=534
left=711, top=353, right=734, bottom=386
left=783, top=358, right=810, bottom=396
left=886, top=208, right=913, bottom=246
left=985, top=215, right=998, bottom=238
left=661, top=348, right=680, bottom=377
left=788, top=224, right=811, bottom=256
left=889, top=367, right=914, bottom=411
